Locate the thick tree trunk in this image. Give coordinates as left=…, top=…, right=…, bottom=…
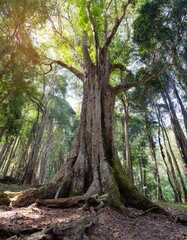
left=14, top=68, right=157, bottom=212
left=17, top=75, right=153, bottom=211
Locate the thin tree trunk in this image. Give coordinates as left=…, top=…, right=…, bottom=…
left=121, top=115, right=126, bottom=168
left=138, top=144, right=143, bottom=194
left=162, top=90, right=187, bottom=178
left=0, top=128, right=6, bottom=142
left=0, top=139, right=14, bottom=170
left=173, top=54, right=187, bottom=88
left=160, top=115, right=187, bottom=202
left=17, top=110, right=40, bottom=181
left=23, top=109, right=48, bottom=185
left=159, top=116, right=183, bottom=202
left=144, top=112, right=163, bottom=201
left=0, top=142, right=9, bottom=166
left=156, top=102, right=187, bottom=202
left=120, top=97, right=133, bottom=182
left=138, top=144, right=147, bottom=196
left=2, top=136, right=20, bottom=177
left=157, top=116, right=179, bottom=201
left=170, top=77, right=187, bottom=134
left=35, top=121, right=54, bottom=184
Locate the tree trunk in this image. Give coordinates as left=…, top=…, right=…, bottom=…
left=35, top=121, right=54, bottom=184
left=22, top=74, right=154, bottom=212
left=1, top=134, right=21, bottom=177
left=23, top=110, right=48, bottom=185
left=0, top=142, right=9, bottom=167
left=144, top=112, right=163, bottom=201
left=173, top=54, right=187, bottom=88
left=2, top=136, right=21, bottom=176
left=17, top=111, right=40, bottom=181
left=159, top=117, right=183, bottom=203
left=162, top=90, right=187, bottom=178
left=121, top=97, right=133, bottom=183
left=160, top=115, right=187, bottom=202
left=171, top=77, right=187, bottom=134
left=137, top=144, right=147, bottom=196
left=157, top=115, right=180, bottom=201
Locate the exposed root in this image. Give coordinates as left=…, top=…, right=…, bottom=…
left=4, top=188, right=39, bottom=207
left=131, top=205, right=177, bottom=223
left=36, top=195, right=85, bottom=208
left=0, top=210, right=98, bottom=240
left=43, top=213, right=98, bottom=239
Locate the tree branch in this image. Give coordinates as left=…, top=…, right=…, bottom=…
left=53, top=60, right=84, bottom=81
left=112, top=64, right=172, bottom=95
left=112, top=18, right=131, bottom=61
left=26, top=91, right=46, bottom=114
left=104, top=0, right=132, bottom=49
left=87, top=1, right=100, bottom=53
left=81, top=32, right=95, bottom=71
left=111, top=63, right=128, bottom=72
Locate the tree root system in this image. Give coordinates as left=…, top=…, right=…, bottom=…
left=0, top=204, right=187, bottom=239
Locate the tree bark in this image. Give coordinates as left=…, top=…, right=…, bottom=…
left=23, top=110, right=48, bottom=185
left=157, top=114, right=180, bottom=202
left=159, top=112, right=187, bottom=202
left=120, top=97, right=133, bottom=183
left=144, top=112, right=163, bottom=201
left=162, top=90, right=187, bottom=179
left=138, top=144, right=147, bottom=196
left=171, top=77, right=187, bottom=134
left=15, top=70, right=155, bottom=211
left=35, top=121, right=54, bottom=184
left=17, top=110, right=40, bottom=181
left=158, top=112, right=183, bottom=203
left=1, top=134, right=21, bottom=177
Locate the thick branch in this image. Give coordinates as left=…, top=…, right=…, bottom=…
left=104, top=0, right=132, bottom=49
left=26, top=91, right=46, bottom=114
left=87, top=1, right=100, bottom=52
left=112, top=64, right=172, bottom=95
left=49, top=15, right=85, bottom=70
left=81, top=32, right=95, bottom=71
left=51, top=60, right=84, bottom=81
left=111, top=63, right=128, bottom=72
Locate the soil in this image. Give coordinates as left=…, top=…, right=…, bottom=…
left=0, top=204, right=187, bottom=240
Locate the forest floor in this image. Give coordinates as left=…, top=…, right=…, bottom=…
left=0, top=182, right=187, bottom=239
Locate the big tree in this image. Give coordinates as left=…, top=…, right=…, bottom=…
left=16, top=0, right=171, bottom=210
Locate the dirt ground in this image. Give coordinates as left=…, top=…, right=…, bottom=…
left=0, top=204, right=187, bottom=240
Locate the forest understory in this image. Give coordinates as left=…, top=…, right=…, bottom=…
left=1, top=183, right=187, bottom=240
